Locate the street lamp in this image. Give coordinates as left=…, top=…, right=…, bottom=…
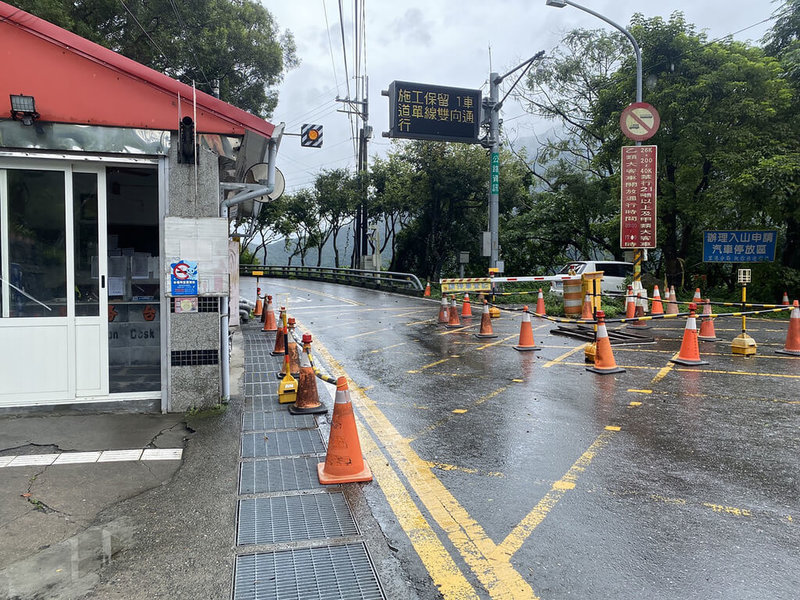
left=545, top=0, right=641, bottom=105
left=546, top=0, right=646, bottom=284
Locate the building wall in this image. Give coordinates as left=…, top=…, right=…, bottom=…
left=165, top=137, right=225, bottom=412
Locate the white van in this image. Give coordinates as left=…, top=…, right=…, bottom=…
left=549, top=261, right=634, bottom=296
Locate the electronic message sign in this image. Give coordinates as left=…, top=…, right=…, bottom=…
left=384, top=81, right=482, bottom=143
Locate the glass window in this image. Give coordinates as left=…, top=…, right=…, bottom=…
left=7, top=170, right=66, bottom=317
left=73, top=173, right=99, bottom=317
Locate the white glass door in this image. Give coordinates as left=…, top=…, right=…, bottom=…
left=0, top=160, right=108, bottom=406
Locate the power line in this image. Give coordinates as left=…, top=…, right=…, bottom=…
left=322, top=0, right=341, bottom=95
left=117, top=0, right=173, bottom=69
left=166, top=0, right=212, bottom=86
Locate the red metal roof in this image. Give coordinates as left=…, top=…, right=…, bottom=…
left=0, top=2, right=274, bottom=138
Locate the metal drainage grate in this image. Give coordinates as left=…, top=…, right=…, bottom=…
left=241, top=430, right=326, bottom=458
left=244, top=384, right=280, bottom=405
left=243, top=411, right=316, bottom=432
left=239, top=456, right=326, bottom=494
left=245, top=371, right=277, bottom=384
left=237, top=492, right=357, bottom=546
left=233, top=543, right=384, bottom=600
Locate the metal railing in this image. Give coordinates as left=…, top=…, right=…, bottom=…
left=239, top=264, right=424, bottom=295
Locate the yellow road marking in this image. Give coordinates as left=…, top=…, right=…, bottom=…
left=369, top=342, right=408, bottom=354
left=628, top=401, right=642, bottom=407
left=344, top=327, right=391, bottom=340
left=357, top=424, right=480, bottom=599
left=439, top=324, right=478, bottom=335
left=406, top=388, right=511, bottom=438
left=542, top=344, right=588, bottom=368
left=605, top=425, right=621, bottom=431
left=310, top=341, right=538, bottom=599
left=407, top=318, right=436, bottom=326
left=452, top=409, right=468, bottom=414
left=651, top=357, right=677, bottom=383
left=476, top=334, right=518, bottom=350
left=628, top=389, right=653, bottom=393
left=493, top=428, right=618, bottom=560
left=676, top=368, right=800, bottom=379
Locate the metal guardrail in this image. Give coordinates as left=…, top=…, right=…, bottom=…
left=239, top=264, right=425, bottom=295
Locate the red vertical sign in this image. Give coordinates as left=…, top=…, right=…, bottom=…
left=620, top=145, right=657, bottom=249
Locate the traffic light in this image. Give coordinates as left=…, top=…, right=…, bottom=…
left=301, top=124, right=323, bottom=148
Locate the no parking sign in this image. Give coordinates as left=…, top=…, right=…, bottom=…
left=170, top=260, right=198, bottom=296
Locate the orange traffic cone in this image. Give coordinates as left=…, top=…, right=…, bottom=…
left=278, top=318, right=301, bottom=379
left=776, top=300, right=800, bottom=356
left=270, top=307, right=286, bottom=356
left=581, top=294, right=593, bottom=320
left=446, top=297, right=462, bottom=328
left=461, top=293, right=473, bottom=318
left=586, top=311, right=625, bottom=374
left=474, top=300, right=498, bottom=339
left=625, top=286, right=636, bottom=319
left=424, top=281, right=431, bottom=297
left=254, top=287, right=263, bottom=317
left=535, top=288, right=546, bottom=316
left=697, top=299, right=718, bottom=342
left=289, top=333, right=328, bottom=415
left=438, top=296, right=449, bottom=324
left=513, top=306, right=540, bottom=352
left=693, top=287, right=702, bottom=303
left=318, top=377, right=372, bottom=484
left=781, top=291, right=790, bottom=306
left=651, top=285, right=664, bottom=315
left=670, top=303, right=709, bottom=366
left=263, top=295, right=277, bottom=331
left=666, top=286, right=679, bottom=315
left=629, top=291, right=650, bottom=329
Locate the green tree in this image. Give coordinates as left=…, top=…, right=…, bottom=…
left=9, top=0, right=297, bottom=117
left=314, top=169, right=357, bottom=268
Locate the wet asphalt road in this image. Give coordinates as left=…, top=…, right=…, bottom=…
left=242, top=276, right=799, bottom=600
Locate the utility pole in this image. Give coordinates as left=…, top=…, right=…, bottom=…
left=485, top=52, right=545, bottom=271
left=337, top=76, right=371, bottom=269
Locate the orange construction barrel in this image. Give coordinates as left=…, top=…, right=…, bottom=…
left=563, top=279, right=583, bottom=316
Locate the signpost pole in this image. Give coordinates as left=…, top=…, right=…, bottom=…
left=489, top=73, right=500, bottom=271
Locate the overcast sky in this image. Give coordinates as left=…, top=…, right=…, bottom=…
left=263, top=0, right=781, bottom=194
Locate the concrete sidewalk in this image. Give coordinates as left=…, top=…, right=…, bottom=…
left=0, top=324, right=413, bottom=599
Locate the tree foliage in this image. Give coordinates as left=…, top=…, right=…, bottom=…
left=9, top=0, right=297, bottom=117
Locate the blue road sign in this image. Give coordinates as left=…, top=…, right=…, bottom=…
left=703, top=230, right=777, bottom=263
left=170, top=260, right=198, bottom=296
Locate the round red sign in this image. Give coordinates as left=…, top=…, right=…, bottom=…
left=620, top=102, right=660, bottom=141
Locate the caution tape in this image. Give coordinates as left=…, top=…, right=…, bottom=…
left=288, top=328, right=339, bottom=384
left=486, top=303, right=792, bottom=325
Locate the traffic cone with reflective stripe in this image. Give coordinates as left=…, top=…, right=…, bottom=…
left=278, top=318, right=301, bottom=379
left=629, top=291, right=650, bottom=329
left=446, top=297, right=462, bottom=328
left=536, top=288, right=546, bottom=316
left=670, top=303, right=709, bottom=366
left=289, top=333, right=328, bottom=415
left=651, top=285, right=664, bottom=315
left=625, top=286, right=636, bottom=319
left=776, top=300, right=800, bottom=356
left=586, top=311, right=625, bottom=374
left=254, top=287, right=263, bottom=317
left=318, top=377, right=373, bottom=484
left=693, top=288, right=702, bottom=304
left=781, top=291, right=790, bottom=306
left=424, top=281, right=431, bottom=297
left=438, top=296, right=449, bottom=324
left=581, top=294, right=593, bottom=320
left=698, top=299, right=718, bottom=342
left=263, top=295, right=277, bottom=331
left=475, top=300, right=498, bottom=339
left=270, top=307, right=286, bottom=356
left=513, top=306, right=540, bottom=351
left=461, top=294, right=473, bottom=318
left=666, top=286, right=679, bottom=315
